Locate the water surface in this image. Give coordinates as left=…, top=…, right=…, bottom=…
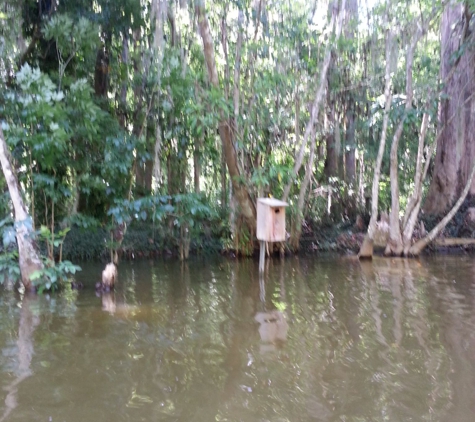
left=1, top=255, right=475, bottom=421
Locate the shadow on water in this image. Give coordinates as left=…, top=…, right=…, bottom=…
left=1, top=255, right=475, bottom=421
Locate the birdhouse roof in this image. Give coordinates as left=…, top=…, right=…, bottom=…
left=257, top=198, right=289, bottom=207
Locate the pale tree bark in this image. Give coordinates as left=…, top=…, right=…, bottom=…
left=288, top=0, right=346, bottom=249
left=409, top=159, right=475, bottom=255
left=399, top=90, right=475, bottom=254
left=324, top=103, right=340, bottom=179
left=0, top=127, right=43, bottom=291
left=358, top=20, right=393, bottom=259
left=196, top=0, right=257, bottom=234
left=384, top=5, right=445, bottom=256
left=343, top=0, right=358, bottom=184
left=424, top=1, right=475, bottom=214
left=194, top=83, right=203, bottom=193
left=344, top=102, right=356, bottom=182
left=282, top=0, right=344, bottom=202
left=233, top=10, right=244, bottom=134
left=385, top=23, right=425, bottom=256
left=151, top=0, right=167, bottom=187
left=401, top=111, right=430, bottom=254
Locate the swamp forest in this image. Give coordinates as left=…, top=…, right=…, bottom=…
left=3, top=1, right=475, bottom=421
left=2, top=0, right=475, bottom=286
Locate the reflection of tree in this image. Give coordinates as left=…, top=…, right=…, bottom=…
left=361, top=259, right=446, bottom=420
left=1, top=258, right=472, bottom=421
left=291, top=257, right=456, bottom=421
left=0, top=294, right=39, bottom=422
left=426, top=261, right=475, bottom=422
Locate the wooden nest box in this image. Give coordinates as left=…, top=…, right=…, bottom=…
left=256, top=198, right=289, bottom=243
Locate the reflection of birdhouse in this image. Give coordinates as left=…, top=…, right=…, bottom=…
left=254, top=311, right=288, bottom=343
left=256, top=198, right=288, bottom=242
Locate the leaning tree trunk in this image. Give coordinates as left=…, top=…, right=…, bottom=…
left=410, top=159, right=475, bottom=255
left=196, top=0, right=256, bottom=234
left=358, top=20, right=393, bottom=259
left=0, top=127, right=43, bottom=290
left=424, top=2, right=475, bottom=214
left=287, top=0, right=346, bottom=250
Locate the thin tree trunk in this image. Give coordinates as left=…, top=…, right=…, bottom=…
left=359, top=19, right=393, bottom=259
left=118, top=32, right=129, bottom=128
left=194, top=135, right=202, bottom=193
left=0, top=127, right=43, bottom=290
left=385, top=33, right=420, bottom=256
left=196, top=1, right=256, bottom=234
left=282, top=0, right=343, bottom=202
left=343, top=0, right=358, bottom=184
left=345, top=104, right=356, bottom=182
left=401, top=89, right=474, bottom=254
left=401, top=111, right=430, bottom=254
left=288, top=0, right=346, bottom=248
left=324, top=104, right=340, bottom=179
left=151, top=0, right=167, bottom=188
left=233, top=10, right=244, bottom=133
left=385, top=7, right=440, bottom=255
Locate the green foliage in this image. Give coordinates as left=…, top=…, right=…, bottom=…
left=0, top=251, right=21, bottom=286
left=172, top=193, right=215, bottom=230
left=60, top=225, right=108, bottom=261
left=30, top=259, right=81, bottom=293
left=38, top=225, right=71, bottom=260
left=43, top=13, right=100, bottom=83
left=0, top=218, right=21, bottom=285
left=0, top=0, right=449, bottom=258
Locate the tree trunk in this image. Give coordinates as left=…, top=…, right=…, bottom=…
left=287, top=0, right=346, bottom=249
left=196, top=1, right=256, bottom=235
left=194, top=137, right=202, bottom=193
left=401, top=111, right=430, bottom=254
left=424, top=2, right=475, bottom=214
left=282, top=0, right=344, bottom=202
left=358, top=19, right=393, bottom=259
left=384, top=6, right=443, bottom=256
left=384, top=28, right=422, bottom=256
left=0, top=127, right=43, bottom=291
left=324, top=105, right=340, bottom=180
left=410, top=159, right=475, bottom=255
left=343, top=0, right=357, bottom=184
left=94, top=45, right=109, bottom=97
left=344, top=104, right=356, bottom=183
left=151, top=0, right=167, bottom=188
left=118, top=32, right=129, bottom=128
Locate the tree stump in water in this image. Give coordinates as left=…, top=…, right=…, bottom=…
left=100, top=263, right=118, bottom=291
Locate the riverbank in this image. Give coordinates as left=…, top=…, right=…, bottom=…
left=58, top=205, right=475, bottom=262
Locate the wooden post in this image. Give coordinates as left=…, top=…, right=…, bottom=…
left=259, top=272, right=265, bottom=302
left=259, top=240, right=265, bottom=273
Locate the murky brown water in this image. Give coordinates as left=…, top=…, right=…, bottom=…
left=1, top=255, right=475, bottom=421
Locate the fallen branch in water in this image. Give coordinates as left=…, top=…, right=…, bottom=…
left=433, top=238, right=475, bottom=247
